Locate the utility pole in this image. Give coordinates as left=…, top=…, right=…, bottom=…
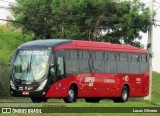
left=144, top=0, right=154, bottom=101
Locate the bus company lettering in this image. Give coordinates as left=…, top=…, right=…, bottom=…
left=20, top=50, right=47, bottom=55
left=104, top=79, right=115, bottom=83
left=136, top=77, right=142, bottom=84
left=85, top=77, right=95, bottom=83
left=85, top=77, right=95, bottom=86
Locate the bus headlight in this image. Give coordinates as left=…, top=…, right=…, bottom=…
left=10, top=80, right=16, bottom=90
left=36, top=79, right=47, bottom=91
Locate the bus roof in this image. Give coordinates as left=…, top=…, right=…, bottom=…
left=18, top=39, right=148, bottom=54
left=19, top=39, right=71, bottom=49
left=55, top=40, right=148, bottom=54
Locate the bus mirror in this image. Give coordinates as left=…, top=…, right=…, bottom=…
left=57, top=57, right=64, bottom=76
left=9, top=52, right=15, bottom=66
left=50, top=67, right=55, bottom=76
left=50, top=64, right=54, bottom=67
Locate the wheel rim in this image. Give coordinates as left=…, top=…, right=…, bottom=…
left=69, top=89, right=74, bottom=100
left=122, top=89, right=127, bottom=100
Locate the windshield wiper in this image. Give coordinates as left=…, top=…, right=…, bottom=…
left=18, top=55, right=35, bottom=81
left=29, top=55, right=36, bottom=81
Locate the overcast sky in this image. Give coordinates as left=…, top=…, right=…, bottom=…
left=0, top=0, right=160, bottom=72
left=140, top=0, right=160, bottom=73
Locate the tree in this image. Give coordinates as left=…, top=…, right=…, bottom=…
left=11, top=0, right=53, bottom=39
left=11, top=0, right=150, bottom=47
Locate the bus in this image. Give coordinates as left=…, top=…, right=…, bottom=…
left=10, top=39, right=149, bottom=103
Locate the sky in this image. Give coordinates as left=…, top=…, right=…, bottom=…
left=0, top=0, right=160, bottom=72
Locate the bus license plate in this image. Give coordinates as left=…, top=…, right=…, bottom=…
left=22, top=92, right=29, bottom=95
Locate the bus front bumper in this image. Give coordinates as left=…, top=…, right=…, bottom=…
left=10, top=89, right=46, bottom=98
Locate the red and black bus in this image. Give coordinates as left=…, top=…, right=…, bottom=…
left=10, top=39, right=149, bottom=103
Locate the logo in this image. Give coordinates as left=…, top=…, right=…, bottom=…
left=123, top=75, right=129, bottom=82
left=104, top=79, right=115, bottom=83
left=136, top=77, right=141, bottom=84
left=2, top=108, right=11, bottom=113
left=1, top=108, right=42, bottom=113
left=85, top=77, right=95, bottom=86
left=85, top=77, right=95, bottom=83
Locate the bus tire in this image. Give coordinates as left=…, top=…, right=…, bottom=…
left=63, top=86, right=77, bottom=103
left=85, top=98, right=100, bottom=103
left=113, top=86, right=129, bottom=103
left=120, top=86, right=129, bottom=102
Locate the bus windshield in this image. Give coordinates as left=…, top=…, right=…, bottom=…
left=13, top=50, right=50, bottom=81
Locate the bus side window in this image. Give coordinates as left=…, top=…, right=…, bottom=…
left=70, top=50, right=78, bottom=59
left=120, top=53, right=127, bottom=61
left=104, top=52, right=108, bottom=60
left=117, top=53, right=128, bottom=74
left=108, top=52, right=116, bottom=61
left=57, top=57, right=64, bottom=76
left=131, top=54, right=140, bottom=62
left=140, top=54, right=148, bottom=73
left=107, top=52, right=116, bottom=73
left=50, top=54, right=55, bottom=66
left=56, top=49, right=65, bottom=57
left=95, top=51, right=103, bottom=60
left=78, top=50, right=83, bottom=59
left=129, top=54, right=140, bottom=74
left=83, top=51, right=91, bottom=59
left=65, top=50, right=79, bottom=76
left=93, top=51, right=104, bottom=73
left=65, top=50, right=70, bottom=58
left=142, top=54, right=147, bottom=62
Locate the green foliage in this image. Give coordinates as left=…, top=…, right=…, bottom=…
left=0, top=61, right=11, bottom=98
left=0, top=25, right=32, bottom=63
left=11, top=0, right=150, bottom=47
left=0, top=25, right=32, bottom=98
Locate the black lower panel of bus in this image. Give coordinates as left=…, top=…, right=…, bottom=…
left=10, top=89, right=46, bottom=98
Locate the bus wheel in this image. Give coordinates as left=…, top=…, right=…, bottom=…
left=63, top=86, right=77, bottom=103
left=85, top=98, right=100, bottom=103
left=120, top=86, right=129, bottom=102
left=113, top=86, right=129, bottom=103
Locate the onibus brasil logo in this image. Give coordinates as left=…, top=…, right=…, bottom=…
left=1, top=108, right=42, bottom=113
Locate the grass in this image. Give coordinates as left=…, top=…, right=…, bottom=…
left=152, top=72, right=160, bottom=104
left=0, top=98, right=158, bottom=107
